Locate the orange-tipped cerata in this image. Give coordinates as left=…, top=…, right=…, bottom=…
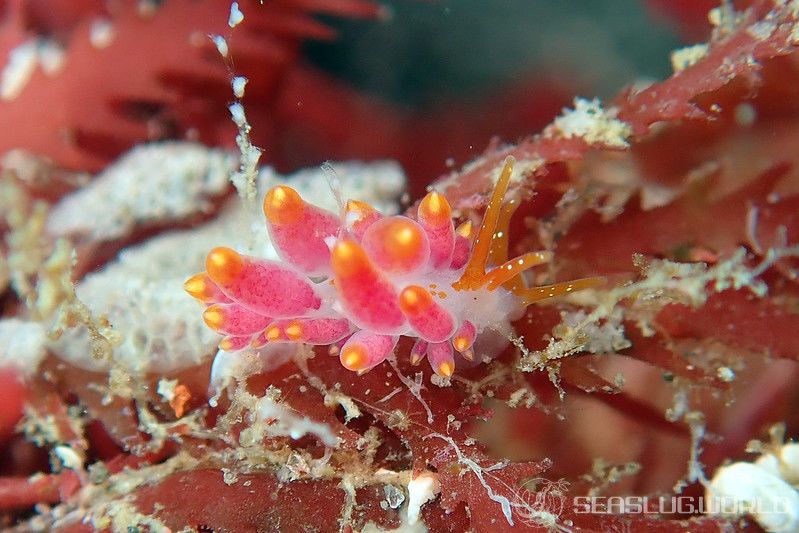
left=399, top=285, right=433, bottom=315
left=205, top=247, right=244, bottom=286
left=263, top=185, right=304, bottom=225
left=418, top=191, right=451, bottom=225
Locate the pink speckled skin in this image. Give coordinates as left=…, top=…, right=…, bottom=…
left=204, top=303, right=271, bottom=336
left=266, top=200, right=340, bottom=277
left=215, top=257, right=322, bottom=318
left=340, top=330, right=399, bottom=371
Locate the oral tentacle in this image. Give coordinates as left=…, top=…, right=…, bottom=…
left=331, top=239, right=406, bottom=333
left=202, top=303, right=272, bottom=336
left=339, top=331, right=398, bottom=372
left=453, top=155, right=516, bottom=290
left=263, top=185, right=340, bottom=276
left=205, top=247, right=321, bottom=318
left=398, top=285, right=456, bottom=342
left=488, top=197, right=519, bottom=265
left=483, top=251, right=553, bottom=291
left=418, top=191, right=455, bottom=268
left=517, top=277, right=605, bottom=306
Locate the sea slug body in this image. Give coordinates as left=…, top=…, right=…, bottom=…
left=186, top=157, right=601, bottom=377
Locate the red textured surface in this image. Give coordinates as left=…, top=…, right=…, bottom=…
left=0, top=369, right=26, bottom=443
left=133, top=470, right=398, bottom=532
left=0, top=0, right=379, bottom=170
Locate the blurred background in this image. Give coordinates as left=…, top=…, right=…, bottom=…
left=0, top=0, right=716, bottom=197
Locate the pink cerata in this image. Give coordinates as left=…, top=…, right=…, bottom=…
left=185, top=157, right=601, bottom=377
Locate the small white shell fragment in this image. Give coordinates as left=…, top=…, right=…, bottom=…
left=211, top=35, right=228, bottom=58
left=780, top=444, right=799, bottom=485
left=229, top=102, right=246, bottom=128
left=1, top=40, right=38, bottom=101
left=53, top=445, right=84, bottom=471
left=407, top=471, right=441, bottom=525
left=157, top=378, right=179, bottom=402
left=228, top=2, right=244, bottom=28
left=706, top=461, right=799, bottom=532
left=232, top=76, right=248, bottom=98
left=756, top=443, right=799, bottom=486
left=89, top=19, right=116, bottom=48
left=716, top=366, right=735, bottom=382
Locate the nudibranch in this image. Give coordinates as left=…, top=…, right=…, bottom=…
left=185, top=157, right=601, bottom=377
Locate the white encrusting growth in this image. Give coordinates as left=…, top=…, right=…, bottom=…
left=47, top=142, right=236, bottom=241
left=707, top=428, right=799, bottom=533
left=670, top=43, right=709, bottom=72
left=255, top=389, right=341, bottom=447
left=706, top=462, right=799, bottom=532
left=209, top=345, right=295, bottom=406
left=45, top=147, right=405, bottom=375
left=0, top=319, right=47, bottom=377
left=549, top=97, right=632, bottom=148
left=406, top=471, right=441, bottom=524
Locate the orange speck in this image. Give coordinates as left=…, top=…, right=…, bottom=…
left=205, top=247, right=244, bottom=286
left=169, top=384, right=192, bottom=418
left=437, top=291, right=447, bottom=299
left=264, top=185, right=304, bottom=225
